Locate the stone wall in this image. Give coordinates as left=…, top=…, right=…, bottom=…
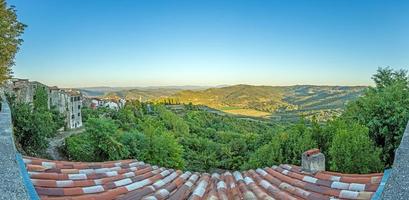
left=0, top=92, right=31, bottom=199
left=381, top=121, right=409, bottom=199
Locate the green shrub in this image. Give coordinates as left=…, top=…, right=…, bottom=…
left=329, top=120, right=383, bottom=173
left=245, top=121, right=317, bottom=169
left=11, top=101, right=57, bottom=156
left=65, top=134, right=96, bottom=161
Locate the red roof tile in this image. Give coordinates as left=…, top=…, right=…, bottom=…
left=22, top=156, right=383, bottom=200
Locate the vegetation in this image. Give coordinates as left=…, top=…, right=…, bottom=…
left=0, top=0, right=26, bottom=84
left=343, top=68, right=409, bottom=167
left=8, top=87, right=65, bottom=157
left=102, top=84, right=366, bottom=122
left=63, top=68, right=408, bottom=174
left=328, top=119, right=383, bottom=173
left=2, top=0, right=406, bottom=176
left=4, top=67, right=405, bottom=174
left=245, top=121, right=317, bottom=169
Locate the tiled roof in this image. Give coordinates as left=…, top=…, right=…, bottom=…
left=22, top=156, right=383, bottom=200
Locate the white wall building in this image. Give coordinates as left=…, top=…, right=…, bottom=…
left=49, top=88, right=83, bottom=129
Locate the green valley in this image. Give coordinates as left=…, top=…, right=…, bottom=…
left=100, top=85, right=366, bottom=122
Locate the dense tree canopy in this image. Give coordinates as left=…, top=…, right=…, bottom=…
left=328, top=119, right=383, bottom=173
left=245, top=121, right=317, bottom=169
left=0, top=0, right=26, bottom=84
left=343, top=67, right=409, bottom=167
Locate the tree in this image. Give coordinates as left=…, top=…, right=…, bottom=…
left=0, top=0, right=26, bottom=84
left=329, top=120, right=383, bottom=173
left=65, top=118, right=130, bottom=161
left=180, top=136, right=219, bottom=172
left=10, top=101, right=56, bottom=156
left=33, top=86, right=49, bottom=110
left=85, top=118, right=129, bottom=160
left=137, top=116, right=185, bottom=169
left=343, top=67, right=409, bottom=166
left=372, top=67, right=408, bottom=89
left=113, top=107, right=138, bottom=131
left=65, top=133, right=96, bottom=161
left=245, top=121, right=317, bottom=169
left=50, top=105, right=66, bottom=130
left=156, top=105, right=189, bottom=137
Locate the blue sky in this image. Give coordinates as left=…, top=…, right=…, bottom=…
left=7, top=0, right=409, bottom=87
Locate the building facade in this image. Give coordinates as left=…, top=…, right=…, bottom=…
left=6, top=79, right=50, bottom=108
left=5, top=78, right=83, bottom=129
left=49, top=87, right=83, bottom=129
left=66, top=90, right=82, bottom=129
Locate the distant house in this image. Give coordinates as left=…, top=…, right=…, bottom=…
left=83, top=97, right=104, bottom=109
left=83, top=96, right=126, bottom=111
left=103, top=101, right=119, bottom=110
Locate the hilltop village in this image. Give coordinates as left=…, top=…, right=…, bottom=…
left=2, top=78, right=125, bottom=130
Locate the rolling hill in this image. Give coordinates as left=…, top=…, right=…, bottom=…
left=164, top=85, right=366, bottom=121
left=82, top=84, right=367, bottom=121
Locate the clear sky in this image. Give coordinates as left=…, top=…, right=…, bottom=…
left=7, top=0, right=409, bottom=88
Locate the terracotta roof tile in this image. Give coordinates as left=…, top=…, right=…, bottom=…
left=23, top=156, right=383, bottom=200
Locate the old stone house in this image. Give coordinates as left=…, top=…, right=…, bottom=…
left=49, top=87, right=83, bottom=129
left=5, top=78, right=83, bottom=129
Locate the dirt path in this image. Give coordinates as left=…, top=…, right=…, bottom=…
left=46, top=127, right=85, bottom=160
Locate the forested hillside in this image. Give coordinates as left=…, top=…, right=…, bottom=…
left=97, top=85, right=366, bottom=122
left=161, top=85, right=366, bottom=121
left=105, top=88, right=182, bottom=102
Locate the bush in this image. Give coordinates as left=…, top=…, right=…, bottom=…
left=65, top=134, right=96, bottom=161
left=180, top=136, right=220, bottom=172
left=65, top=118, right=129, bottom=161
left=121, top=130, right=186, bottom=169
left=245, top=121, right=317, bottom=169
left=329, top=120, right=383, bottom=173
left=11, top=102, right=57, bottom=156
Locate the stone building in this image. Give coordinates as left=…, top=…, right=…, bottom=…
left=6, top=78, right=50, bottom=108
left=49, top=87, right=83, bottom=129
left=65, top=90, right=83, bottom=129
left=5, top=78, right=83, bottom=129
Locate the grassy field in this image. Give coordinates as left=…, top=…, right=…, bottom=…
left=221, top=108, right=272, bottom=118
left=220, top=106, right=242, bottom=110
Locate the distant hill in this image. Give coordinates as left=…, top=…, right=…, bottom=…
left=78, top=85, right=215, bottom=98
left=79, top=87, right=137, bottom=97
left=171, top=84, right=290, bottom=111
left=105, top=88, right=183, bottom=102
left=81, top=84, right=367, bottom=121
left=168, top=85, right=365, bottom=110
left=164, top=85, right=367, bottom=121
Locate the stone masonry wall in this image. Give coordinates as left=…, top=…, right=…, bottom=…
left=381, top=121, right=409, bottom=199
left=0, top=92, right=30, bottom=200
